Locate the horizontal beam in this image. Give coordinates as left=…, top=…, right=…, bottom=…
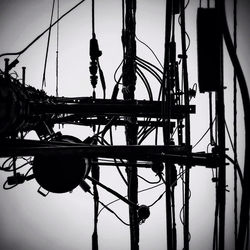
left=51, top=116, right=175, bottom=129
left=0, top=139, right=218, bottom=167
left=31, top=99, right=195, bottom=119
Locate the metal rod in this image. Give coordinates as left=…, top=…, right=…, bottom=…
left=0, top=142, right=219, bottom=166
left=53, top=117, right=175, bottom=129
left=22, top=67, right=26, bottom=85
left=87, top=176, right=138, bottom=209
left=215, top=1, right=226, bottom=249
left=4, top=58, right=9, bottom=78
left=31, top=101, right=195, bottom=119
left=180, top=0, right=191, bottom=249
left=162, top=0, right=174, bottom=249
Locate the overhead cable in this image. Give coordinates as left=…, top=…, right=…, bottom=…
left=0, top=0, right=87, bottom=59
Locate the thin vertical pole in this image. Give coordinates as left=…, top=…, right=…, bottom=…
left=162, top=0, right=174, bottom=249
left=215, top=1, right=226, bottom=249
left=4, top=58, right=9, bottom=78
left=180, top=0, right=191, bottom=249
left=22, top=67, right=26, bottom=86
left=56, top=0, right=59, bottom=97
left=233, top=0, right=238, bottom=248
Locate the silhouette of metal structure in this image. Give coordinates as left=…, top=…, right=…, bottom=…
left=0, top=0, right=249, bottom=250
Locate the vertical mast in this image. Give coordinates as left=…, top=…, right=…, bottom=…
left=180, top=0, right=191, bottom=249
left=162, top=0, right=175, bottom=249
left=122, top=1, right=139, bottom=249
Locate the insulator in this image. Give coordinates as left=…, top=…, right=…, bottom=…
left=7, top=59, right=19, bottom=71
left=169, top=164, right=177, bottom=186
left=7, top=173, right=25, bottom=185
left=138, top=205, right=150, bottom=223
left=90, top=74, right=98, bottom=89
left=33, top=135, right=89, bottom=193
left=169, top=41, right=176, bottom=64
left=111, top=84, right=119, bottom=100
left=189, top=88, right=197, bottom=98
left=89, top=37, right=102, bottom=60
left=89, top=61, right=98, bottom=76
left=151, top=161, right=164, bottom=174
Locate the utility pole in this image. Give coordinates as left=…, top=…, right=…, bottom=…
left=122, top=0, right=139, bottom=249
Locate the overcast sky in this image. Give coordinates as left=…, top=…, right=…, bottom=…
left=0, top=0, right=249, bottom=250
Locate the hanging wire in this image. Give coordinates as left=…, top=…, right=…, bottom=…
left=109, top=128, right=128, bottom=186
left=224, top=121, right=235, bottom=152
left=224, top=121, right=243, bottom=185
left=137, top=174, right=161, bottom=185
left=179, top=188, right=191, bottom=225
left=0, top=157, right=33, bottom=172
left=138, top=126, right=156, bottom=145
left=3, top=180, right=18, bottom=190
left=137, top=117, right=150, bottom=137
left=134, top=53, right=165, bottom=144
left=25, top=166, right=33, bottom=178
left=113, top=59, right=124, bottom=85
left=41, top=0, right=56, bottom=90
left=136, top=67, right=153, bottom=101
left=222, top=0, right=250, bottom=243
left=225, top=155, right=243, bottom=185
left=98, top=181, right=165, bottom=216
left=135, top=35, right=163, bottom=69
left=86, top=176, right=138, bottom=208
left=98, top=169, right=185, bottom=217
left=136, top=59, right=162, bottom=85
left=136, top=56, right=163, bottom=75
left=0, top=157, right=13, bottom=171
left=88, top=191, right=130, bottom=226
left=192, top=117, right=216, bottom=149
left=149, top=170, right=186, bottom=208
left=177, top=17, right=191, bottom=53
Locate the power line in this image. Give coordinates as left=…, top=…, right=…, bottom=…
left=0, top=0, right=87, bottom=59
left=41, top=0, right=56, bottom=90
